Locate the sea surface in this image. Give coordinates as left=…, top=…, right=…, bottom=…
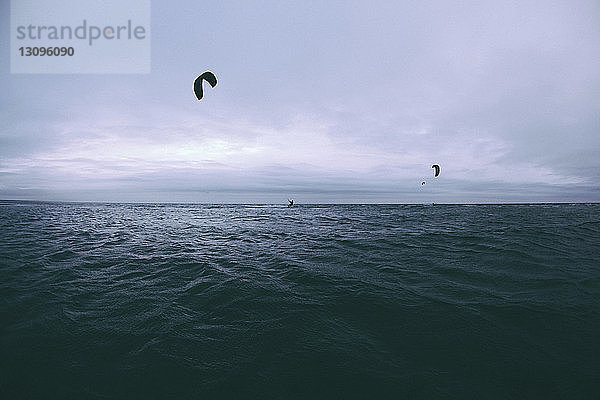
left=1, top=201, right=599, bottom=399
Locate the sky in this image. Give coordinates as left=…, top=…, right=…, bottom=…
left=1, top=0, right=600, bottom=203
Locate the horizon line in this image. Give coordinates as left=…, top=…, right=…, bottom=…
left=1, top=199, right=599, bottom=206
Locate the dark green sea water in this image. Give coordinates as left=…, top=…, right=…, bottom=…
left=1, top=202, right=599, bottom=399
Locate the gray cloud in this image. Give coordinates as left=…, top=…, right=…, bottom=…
left=1, top=0, right=599, bottom=202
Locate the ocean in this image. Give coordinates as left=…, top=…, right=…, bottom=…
left=1, top=202, right=599, bottom=399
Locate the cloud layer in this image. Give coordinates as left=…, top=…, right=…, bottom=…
left=2, top=0, right=599, bottom=202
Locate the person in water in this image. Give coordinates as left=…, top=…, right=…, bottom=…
left=288, top=199, right=294, bottom=207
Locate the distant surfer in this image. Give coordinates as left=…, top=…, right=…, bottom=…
left=288, top=199, right=294, bottom=207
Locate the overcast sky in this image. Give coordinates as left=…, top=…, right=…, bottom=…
left=1, top=0, right=599, bottom=203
